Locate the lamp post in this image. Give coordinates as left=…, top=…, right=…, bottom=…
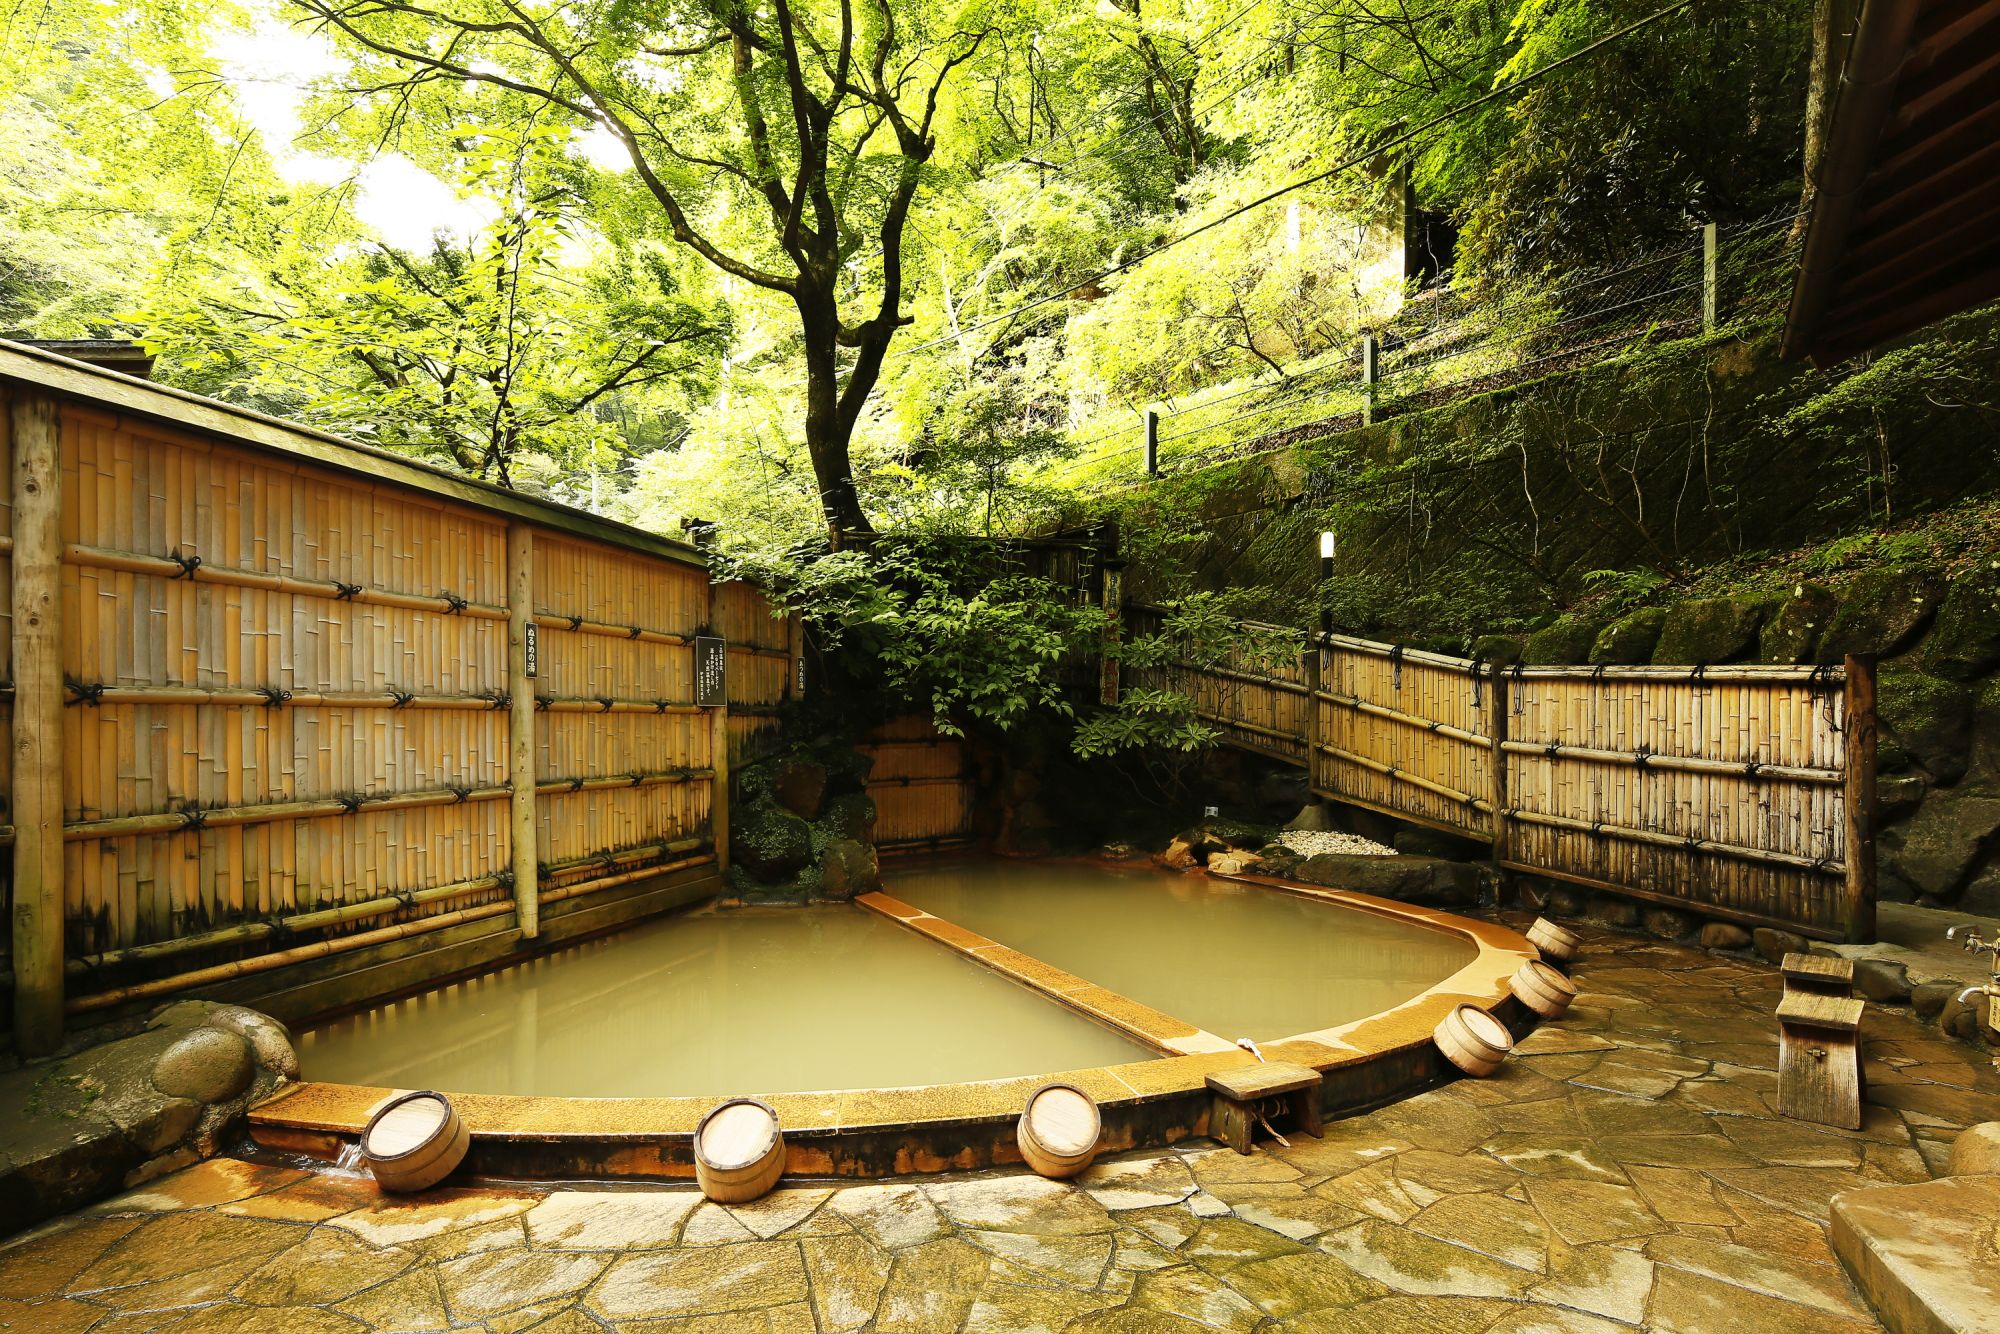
left=1318, top=530, right=1335, bottom=640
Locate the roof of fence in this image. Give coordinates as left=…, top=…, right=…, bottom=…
left=1783, top=0, right=2000, bottom=364
left=0, top=338, right=708, bottom=568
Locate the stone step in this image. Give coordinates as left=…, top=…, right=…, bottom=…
left=1830, top=1175, right=2000, bottom=1334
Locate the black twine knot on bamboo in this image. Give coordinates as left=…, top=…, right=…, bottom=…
left=333, top=581, right=363, bottom=600
left=389, top=689, right=415, bottom=709
left=1388, top=643, right=1404, bottom=690
left=595, top=696, right=615, bottom=712
left=1545, top=742, right=1561, bottom=760
left=482, top=691, right=510, bottom=711
left=256, top=686, right=291, bottom=708
left=393, top=889, right=417, bottom=911
left=167, top=549, right=202, bottom=580
left=1512, top=662, right=1526, bottom=716
left=337, top=793, right=365, bottom=813
left=627, top=771, right=646, bottom=787
left=535, top=694, right=552, bottom=711
left=654, top=699, right=670, bottom=713
left=1634, top=747, right=1653, bottom=769
left=65, top=679, right=106, bottom=706
left=493, top=868, right=515, bottom=892
left=1744, top=760, right=1764, bottom=779
left=567, top=776, right=586, bottom=793
left=440, top=591, right=467, bottom=614
left=598, top=850, right=620, bottom=872
left=1690, top=664, right=1708, bottom=683
left=568, top=614, right=585, bottom=631
left=1470, top=657, right=1485, bottom=708
left=627, top=624, right=644, bottom=639
left=177, top=805, right=207, bottom=831
left=448, top=785, right=471, bottom=804
left=1685, top=837, right=1704, bottom=853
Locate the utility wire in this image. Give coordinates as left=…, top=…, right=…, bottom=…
left=894, top=0, right=1697, bottom=363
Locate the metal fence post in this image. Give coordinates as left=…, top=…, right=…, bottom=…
left=1702, top=222, right=1719, bottom=332
left=1143, top=409, right=1160, bottom=476
left=1360, top=335, right=1379, bottom=426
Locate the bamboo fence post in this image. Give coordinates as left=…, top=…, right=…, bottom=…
left=1842, top=655, right=1877, bottom=943
left=11, top=392, right=63, bottom=1055
left=507, top=522, right=539, bottom=939
left=1303, top=634, right=1322, bottom=789
left=713, top=704, right=732, bottom=873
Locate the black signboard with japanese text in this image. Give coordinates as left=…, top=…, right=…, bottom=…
left=695, top=635, right=727, bottom=707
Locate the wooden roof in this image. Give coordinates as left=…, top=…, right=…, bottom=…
left=1783, top=0, right=2000, bottom=364
left=0, top=338, right=708, bottom=568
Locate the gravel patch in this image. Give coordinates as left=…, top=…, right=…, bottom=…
left=1277, top=831, right=1395, bottom=857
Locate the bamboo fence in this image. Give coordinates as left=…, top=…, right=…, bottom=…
left=1126, top=606, right=1874, bottom=942
left=0, top=345, right=797, bottom=1052
left=858, top=714, right=976, bottom=848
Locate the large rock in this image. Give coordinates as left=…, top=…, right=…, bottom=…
left=817, top=838, right=880, bottom=901
left=769, top=760, right=829, bottom=820
left=1642, top=906, right=1697, bottom=939
left=1877, top=663, right=1975, bottom=783
left=1283, top=802, right=1339, bottom=832
left=1753, top=926, right=1810, bottom=964
left=1923, top=560, right=2000, bottom=682
left=1884, top=789, right=2000, bottom=900
left=1698, top=922, right=1752, bottom=950
left=1293, top=852, right=1480, bottom=906
left=1589, top=608, right=1666, bottom=665
left=151, top=1029, right=254, bottom=1104
left=1820, top=566, right=1944, bottom=659
left=733, top=801, right=813, bottom=879
left=1852, top=958, right=1912, bottom=1004
left=1521, top=617, right=1603, bottom=666
left=1759, top=582, right=1837, bottom=663
left=820, top=791, right=878, bottom=842
left=1652, top=597, right=1765, bottom=665
left=1949, top=1121, right=2000, bottom=1175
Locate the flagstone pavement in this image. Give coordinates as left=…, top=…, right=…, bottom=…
left=3, top=921, right=1997, bottom=1332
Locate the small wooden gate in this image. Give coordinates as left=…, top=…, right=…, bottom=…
left=857, top=716, right=975, bottom=849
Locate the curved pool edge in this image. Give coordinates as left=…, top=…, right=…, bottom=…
left=247, top=874, right=1541, bottom=1181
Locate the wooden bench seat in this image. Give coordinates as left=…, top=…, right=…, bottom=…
left=1206, top=1062, right=1324, bottom=1155
left=1777, top=989, right=1865, bottom=1130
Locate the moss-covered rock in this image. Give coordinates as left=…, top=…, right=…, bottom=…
left=820, top=791, right=877, bottom=842
left=1652, top=597, right=1765, bottom=665
left=733, top=800, right=812, bottom=879
left=769, top=760, right=828, bottom=819
left=1521, top=617, right=1603, bottom=666
left=816, top=838, right=880, bottom=901
left=1923, top=559, right=2000, bottom=682
left=1589, top=608, right=1666, bottom=665
left=1877, top=663, right=1975, bottom=784
left=1469, top=634, right=1526, bottom=667
left=1759, top=582, right=1837, bottom=663
left=1881, top=788, right=2000, bottom=901
left=1819, top=566, right=1944, bottom=660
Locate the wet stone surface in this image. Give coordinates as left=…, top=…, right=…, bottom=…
left=2, top=919, right=1997, bottom=1331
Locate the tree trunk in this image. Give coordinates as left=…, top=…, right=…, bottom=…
left=797, top=288, right=875, bottom=547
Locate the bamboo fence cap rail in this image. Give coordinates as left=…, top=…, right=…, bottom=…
left=1498, top=737, right=1843, bottom=785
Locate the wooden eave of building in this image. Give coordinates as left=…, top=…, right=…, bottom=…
left=1783, top=0, right=2000, bottom=365
left=0, top=338, right=710, bottom=569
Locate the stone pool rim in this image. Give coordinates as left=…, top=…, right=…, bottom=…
left=248, top=870, right=1540, bottom=1180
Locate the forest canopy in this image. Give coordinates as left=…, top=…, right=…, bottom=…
left=4, top=0, right=1811, bottom=542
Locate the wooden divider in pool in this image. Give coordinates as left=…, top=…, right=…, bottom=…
left=361, top=1091, right=469, bottom=1193
left=694, top=1098, right=785, bottom=1202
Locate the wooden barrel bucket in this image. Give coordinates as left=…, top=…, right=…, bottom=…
left=1018, top=1083, right=1101, bottom=1179
left=361, top=1090, right=469, bottom=1193
left=1434, top=1004, right=1514, bottom=1078
left=1526, top=917, right=1581, bottom=963
left=694, top=1098, right=785, bottom=1203
left=1511, top=959, right=1579, bottom=1018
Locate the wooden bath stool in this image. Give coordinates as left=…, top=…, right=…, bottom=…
left=1781, top=951, right=1855, bottom=998
left=1777, top=991, right=1865, bottom=1130
left=1206, top=1062, right=1324, bottom=1154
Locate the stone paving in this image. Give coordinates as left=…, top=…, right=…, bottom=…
left=3, top=921, right=1998, bottom=1332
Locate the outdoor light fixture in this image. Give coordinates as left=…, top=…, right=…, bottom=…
left=1318, top=531, right=1335, bottom=638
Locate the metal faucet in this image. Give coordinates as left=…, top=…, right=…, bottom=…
left=1946, top=925, right=2000, bottom=1044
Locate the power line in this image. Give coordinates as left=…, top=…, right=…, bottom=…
left=894, top=0, right=1697, bottom=363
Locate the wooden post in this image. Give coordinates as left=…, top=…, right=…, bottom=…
left=506, top=522, right=539, bottom=940
left=1701, top=222, right=1720, bottom=331
left=1360, top=335, right=1380, bottom=425
left=712, top=705, right=732, bottom=873
left=1842, top=654, right=1877, bottom=944
left=1489, top=663, right=1512, bottom=904
left=1303, top=634, right=1322, bottom=787
left=1143, top=409, right=1159, bottom=476
left=11, top=392, right=64, bottom=1055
